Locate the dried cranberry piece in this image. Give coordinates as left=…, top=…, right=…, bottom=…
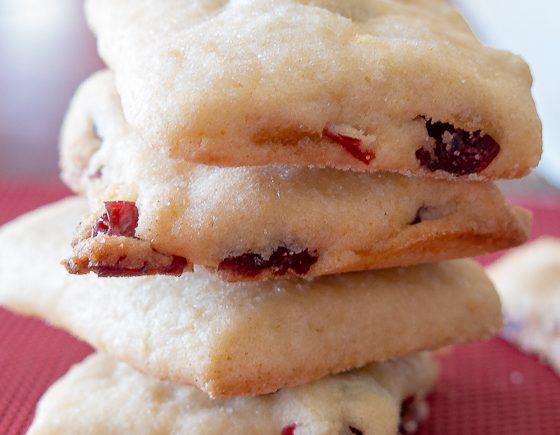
left=268, top=246, right=318, bottom=275
left=323, top=126, right=375, bottom=165
left=218, top=246, right=318, bottom=278
left=416, top=119, right=500, bottom=175
left=94, top=255, right=187, bottom=277
left=349, top=426, right=363, bottom=435
left=92, top=201, right=139, bottom=238
left=281, top=424, right=296, bottom=435
left=218, top=253, right=268, bottom=278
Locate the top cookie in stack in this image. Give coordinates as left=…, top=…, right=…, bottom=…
left=84, top=0, right=540, bottom=177
left=60, top=0, right=540, bottom=281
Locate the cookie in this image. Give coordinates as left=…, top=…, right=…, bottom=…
left=28, top=352, right=436, bottom=435
left=84, top=0, right=541, bottom=178
left=61, top=72, right=530, bottom=280
left=0, top=198, right=501, bottom=397
left=488, top=238, right=560, bottom=374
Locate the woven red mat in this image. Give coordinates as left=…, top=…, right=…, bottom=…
left=0, top=182, right=559, bottom=434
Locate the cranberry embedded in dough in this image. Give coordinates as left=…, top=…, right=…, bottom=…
left=416, top=119, right=500, bottom=175
left=92, top=201, right=139, bottom=238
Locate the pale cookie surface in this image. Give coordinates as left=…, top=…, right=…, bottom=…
left=488, top=238, right=560, bottom=374
left=85, top=0, right=541, bottom=178
left=61, top=72, right=530, bottom=280
left=28, top=352, right=437, bottom=435
left=0, top=198, right=501, bottom=397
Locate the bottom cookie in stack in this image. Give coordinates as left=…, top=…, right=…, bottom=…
left=28, top=352, right=437, bottom=435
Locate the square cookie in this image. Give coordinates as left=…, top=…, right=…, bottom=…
left=0, top=198, right=501, bottom=397
left=85, top=0, right=541, bottom=178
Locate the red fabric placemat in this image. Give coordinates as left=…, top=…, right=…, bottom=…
left=0, top=182, right=559, bottom=434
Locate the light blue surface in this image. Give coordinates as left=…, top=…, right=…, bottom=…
left=454, top=0, right=560, bottom=187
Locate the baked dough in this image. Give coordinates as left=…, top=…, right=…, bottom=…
left=28, top=352, right=437, bottom=435
left=84, top=0, right=541, bottom=178
left=0, top=198, right=502, bottom=397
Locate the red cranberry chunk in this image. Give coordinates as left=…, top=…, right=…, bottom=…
left=268, top=246, right=318, bottom=275
left=93, top=201, right=139, bottom=238
left=94, top=255, right=187, bottom=277
left=217, top=253, right=268, bottom=278
left=416, top=119, right=500, bottom=175
left=349, top=426, right=363, bottom=435
left=281, top=424, right=296, bottom=435
left=323, top=126, right=375, bottom=165
left=218, top=246, right=318, bottom=278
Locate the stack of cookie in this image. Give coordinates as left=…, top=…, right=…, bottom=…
left=0, top=0, right=542, bottom=433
